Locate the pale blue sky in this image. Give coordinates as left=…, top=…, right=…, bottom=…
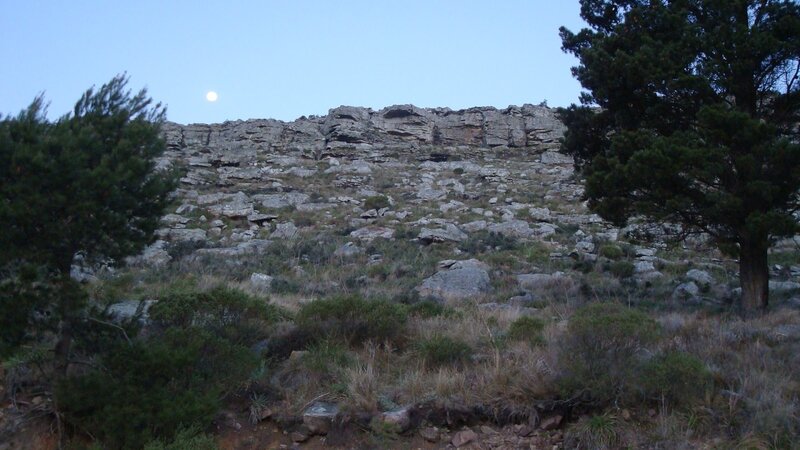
left=1, top=1, right=585, bottom=124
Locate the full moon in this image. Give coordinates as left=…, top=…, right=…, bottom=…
left=206, top=91, right=218, bottom=102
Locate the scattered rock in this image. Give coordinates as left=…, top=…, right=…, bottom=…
left=334, top=242, right=364, bottom=257
left=451, top=428, right=478, bottom=447
left=539, top=414, right=563, bottom=431
left=303, top=402, right=339, bottom=435
left=673, top=281, right=700, bottom=300
left=250, top=273, right=273, bottom=291
left=418, top=224, right=468, bottom=243
left=686, top=269, right=714, bottom=286
left=417, top=259, right=492, bottom=302
left=419, top=427, right=440, bottom=442
left=378, top=407, right=411, bottom=433
left=271, top=222, right=298, bottom=239
left=350, top=226, right=395, bottom=242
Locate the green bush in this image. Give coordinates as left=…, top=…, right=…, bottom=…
left=416, top=335, right=472, bottom=367
left=640, top=351, right=711, bottom=408
left=608, top=260, right=635, bottom=278
left=506, top=316, right=546, bottom=346
left=149, top=285, right=285, bottom=345
left=295, top=295, right=408, bottom=346
left=58, top=328, right=256, bottom=449
left=363, top=195, right=391, bottom=211
left=598, top=244, right=624, bottom=260
left=560, top=302, right=660, bottom=405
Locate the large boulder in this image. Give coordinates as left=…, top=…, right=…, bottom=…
left=417, top=259, right=492, bottom=302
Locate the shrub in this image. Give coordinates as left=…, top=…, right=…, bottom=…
left=270, top=276, right=302, bottom=295
left=564, top=412, right=621, bottom=450
left=295, top=295, right=408, bottom=346
left=149, top=285, right=285, bottom=345
left=608, top=260, right=635, bottom=278
left=598, top=244, right=624, bottom=260
left=640, top=351, right=711, bottom=408
left=506, top=316, right=546, bottom=346
left=58, top=328, right=256, bottom=449
left=363, top=195, right=391, bottom=211
left=560, top=302, right=660, bottom=404
left=416, top=335, right=472, bottom=367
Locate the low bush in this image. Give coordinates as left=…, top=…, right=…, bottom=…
left=640, top=351, right=711, bottom=408
left=608, top=260, right=635, bottom=278
left=295, top=295, right=408, bottom=346
left=598, top=244, right=624, bottom=260
left=58, top=328, right=256, bottom=449
left=416, top=335, right=472, bottom=367
left=149, top=285, right=285, bottom=345
left=559, top=302, right=660, bottom=405
left=363, top=195, right=391, bottom=211
left=506, top=316, right=546, bottom=346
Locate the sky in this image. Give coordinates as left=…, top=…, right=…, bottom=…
left=1, top=1, right=587, bottom=125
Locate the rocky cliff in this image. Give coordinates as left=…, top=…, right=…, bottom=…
left=162, top=104, right=565, bottom=158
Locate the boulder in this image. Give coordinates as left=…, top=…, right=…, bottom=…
left=418, top=224, right=468, bottom=243
left=672, top=281, right=700, bottom=300
left=250, top=273, right=273, bottom=291
left=303, top=402, right=339, bottom=435
left=271, top=222, right=298, bottom=239
left=417, top=259, right=492, bottom=302
left=451, top=429, right=478, bottom=448
left=350, top=226, right=395, bottom=242
left=686, top=269, right=714, bottom=286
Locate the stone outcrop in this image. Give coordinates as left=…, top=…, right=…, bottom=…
left=162, top=104, right=564, bottom=158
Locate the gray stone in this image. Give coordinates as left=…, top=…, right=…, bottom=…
left=487, top=220, right=536, bottom=239
left=451, top=429, right=478, bottom=447
left=254, top=192, right=311, bottom=209
left=303, top=402, right=339, bottom=435
left=418, top=224, right=468, bottom=243
left=271, top=222, right=298, bottom=239
left=461, top=220, right=488, bottom=232
left=165, top=228, right=207, bottom=243
left=673, top=281, right=700, bottom=300
left=378, top=407, right=411, bottom=433
left=686, top=269, right=714, bottom=286
left=770, top=280, right=800, bottom=293
left=334, top=242, right=364, bottom=257
left=417, top=259, right=491, bottom=301
left=350, top=226, right=395, bottom=242
left=634, top=260, right=657, bottom=273
left=250, top=273, right=273, bottom=290
left=107, top=299, right=156, bottom=323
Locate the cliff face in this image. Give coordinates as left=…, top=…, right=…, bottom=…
left=162, top=104, right=565, bottom=157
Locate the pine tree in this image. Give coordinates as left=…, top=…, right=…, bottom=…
left=559, top=0, right=800, bottom=313
left=0, top=75, right=176, bottom=365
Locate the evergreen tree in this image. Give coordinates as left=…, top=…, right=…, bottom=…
left=0, top=75, right=176, bottom=365
left=559, top=0, right=800, bottom=312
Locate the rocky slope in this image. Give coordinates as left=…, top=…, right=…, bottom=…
left=139, top=103, right=800, bottom=304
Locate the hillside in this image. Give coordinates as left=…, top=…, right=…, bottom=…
left=4, top=104, right=800, bottom=449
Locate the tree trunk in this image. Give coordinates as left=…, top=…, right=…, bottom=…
left=739, top=239, right=769, bottom=314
